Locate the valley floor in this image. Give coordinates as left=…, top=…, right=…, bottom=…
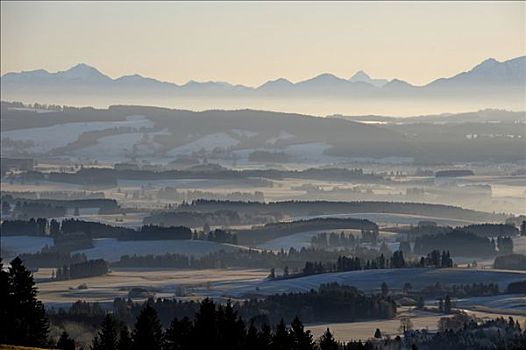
left=306, top=307, right=526, bottom=342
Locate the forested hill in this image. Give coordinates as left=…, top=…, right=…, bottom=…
left=236, top=217, right=378, bottom=245
left=179, top=200, right=506, bottom=222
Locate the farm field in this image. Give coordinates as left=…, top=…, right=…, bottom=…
left=216, top=268, right=526, bottom=298
left=76, top=238, right=252, bottom=262
left=34, top=267, right=269, bottom=306
left=306, top=307, right=526, bottom=342
left=33, top=266, right=526, bottom=311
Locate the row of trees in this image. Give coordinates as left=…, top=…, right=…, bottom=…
left=18, top=250, right=87, bottom=268
left=1, top=217, right=194, bottom=241
left=114, top=246, right=382, bottom=270
left=413, top=230, right=503, bottom=257
left=0, top=257, right=50, bottom=347
left=54, top=259, right=109, bottom=280
left=277, top=250, right=453, bottom=279
left=63, top=300, right=526, bottom=350
left=51, top=283, right=395, bottom=330
left=311, top=232, right=357, bottom=249
left=78, top=300, right=376, bottom=350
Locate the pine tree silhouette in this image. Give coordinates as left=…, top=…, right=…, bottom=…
left=165, top=317, right=192, bottom=350
left=92, top=313, right=119, bottom=350
left=271, top=319, right=292, bottom=350
left=8, top=257, right=49, bottom=347
left=0, top=259, right=10, bottom=344
left=192, top=298, right=218, bottom=349
left=117, top=326, right=132, bottom=350
left=290, top=316, right=315, bottom=350
left=319, top=328, right=339, bottom=350
left=131, top=304, right=163, bottom=350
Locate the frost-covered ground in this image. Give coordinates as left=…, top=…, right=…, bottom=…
left=75, top=238, right=251, bottom=262
left=293, top=212, right=480, bottom=226
left=71, top=128, right=169, bottom=162
left=1, top=115, right=153, bottom=153
left=1, top=235, right=54, bottom=258
left=454, top=294, right=526, bottom=313
left=166, top=132, right=240, bottom=157
left=207, top=268, right=526, bottom=298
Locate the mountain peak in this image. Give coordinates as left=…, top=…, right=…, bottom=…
left=59, top=63, right=109, bottom=80
left=258, top=78, right=294, bottom=90
left=312, top=73, right=341, bottom=80
left=350, top=70, right=389, bottom=87
left=350, top=70, right=371, bottom=81
left=471, top=58, right=499, bottom=72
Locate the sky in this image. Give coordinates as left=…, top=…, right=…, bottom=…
left=1, top=1, right=525, bottom=87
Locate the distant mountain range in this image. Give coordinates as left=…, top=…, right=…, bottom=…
left=1, top=56, right=524, bottom=115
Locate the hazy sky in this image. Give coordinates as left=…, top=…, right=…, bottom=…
left=1, top=1, right=524, bottom=86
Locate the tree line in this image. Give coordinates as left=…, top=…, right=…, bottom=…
left=275, top=250, right=453, bottom=280
left=113, top=246, right=381, bottom=270
left=413, top=230, right=509, bottom=257
left=54, top=258, right=109, bottom=280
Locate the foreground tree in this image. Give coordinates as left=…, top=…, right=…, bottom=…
left=92, top=313, right=119, bottom=350
left=131, top=304, right=163, bottom=350
left=271, top=319, right=293, bottom=350
left=117, top=326, right=132, bottom=350
left=289, top=316, right=316, bottom=350
left=164, top=317, right=192, bottom=350
left=0, top=259, right=10, bottom=344
left=319, top=328, right=339, bottom=350
left=5, top=257, right=50, bottom=347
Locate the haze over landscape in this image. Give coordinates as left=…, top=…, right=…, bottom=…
left=1, top=2, right=525, bottom=350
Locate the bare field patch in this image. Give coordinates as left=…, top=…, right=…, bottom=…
left=36, top=267, right=269, bottom=305
left=306, top=307, right=526, bottom=342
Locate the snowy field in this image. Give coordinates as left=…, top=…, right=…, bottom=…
left=76, top=128, right=169, bottom=159
left=166, top=132, right=240, bottom=157
left=209, top=268, right=526, bottom=298
left=75, top=238, right=251, bottom=262
left=1, top=235, right=54, bottom=258
left=306, top=308, right=526, bottom=342
left=1, top=115, right=153, bottom=153
left=455, top=294, right=526, bottom=314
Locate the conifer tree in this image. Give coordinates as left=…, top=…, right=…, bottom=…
left=218, top=301, right=246, bottom=349
left=246, top=322, right=261, bottom=350
left=192, top=298, right=218, bottom=349
left=444, top=294, right=452, bottom=314
left=131, top=304, right=163, bottom=350
left=92, top=313, right=119, bottom=350
left=290, top=316, right=315, bottom=350
left=57, top=331, right=76, bottom=350
left=319, top=328, right=339, bottom=350
left=165, top=317, right=192, bottom=350
left=259, top=323, right=273, bottom=349
left=374, top=328, right=382, bottom=338
left=8, top=257, right=49, bottom=347
left=271, top=319, right=293, bottom=350
left=117, top=326, right=132, bottom=350
left=0, top=259, right=10, bottom=344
